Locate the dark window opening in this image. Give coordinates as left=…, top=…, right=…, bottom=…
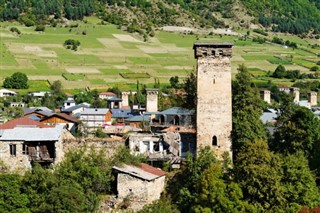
left=212, top=136, right=218, bottom=146
left=22, top=144, right=28, bottom=155
left=213, top=79, right=215, bottom=84
left=154, top=143, right=160, bottom=152
left=211, top=50, right=216, bottom=55
left=160, top=115, right=165, bottom=125
left=173, top=115, right=180, bottom=126
left=10, top=144, right=16, bottom=156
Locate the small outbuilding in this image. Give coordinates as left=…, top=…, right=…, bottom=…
left=113, top=163, right=166, bottom=211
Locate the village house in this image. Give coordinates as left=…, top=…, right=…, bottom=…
left=60, top=103, right=90, bottom=116
left=28, top=91, right=50, bottom=100
left=113, top=163, right=166, bottom=211
left=99, top=91, right=117, bottom=100
left=23, top=107, right=53, bottom=120
left=0, top=117, right=50, bottom=129
left=0, top=89, right=16, bottom=97
left=40, top=113, right=79, bottom=133
left=4, top=101, right=25, bottom=108
left=63, top=97, right=76, bottom=110
left=79, top=108, right=112, bottom=131
left=0, top=125, right=74, bottom=172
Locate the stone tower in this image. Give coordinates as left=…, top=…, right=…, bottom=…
left=193, top=42, right=233, bottom=159
left=291, top=87, right=300, bottom=103
left=146, top=89, right=158, bottom=112
left=308, top=92, right=317, bottom=106
left=121, top=91, right=130, bottom=107
left=260, top=90, right=271, bottom=104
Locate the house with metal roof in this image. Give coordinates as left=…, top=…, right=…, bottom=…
left=0, top=125, right=74, bottom=172
left=113, top=163, right=166, bottom=211
left=79, top=108, right=112, bottom=131
left=146, top=107, right=195, bottom=127
left=99, top=91, right=117, bottom=100
left=40, top=113, right=79, bottom=133
left=0, top=89, right=16, bottom=97
left=61, top=103, right=89, bottom=116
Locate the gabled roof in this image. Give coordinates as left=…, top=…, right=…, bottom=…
left=41, top=113, right=79, bottom=123
left=61, top=104, right=89, bottom=112
left=80, top=108, right=110, bottom=115
left=111, top=109, right=133, bottom=118
left=0, top=125, right=65, bottom=141
left=64, top=97, right=75, bottom=103
left=113, top=163, right=166, bottom=181
left=23, top=107, right=53, bottom=116
left=0, top=117, right=50, bottom=129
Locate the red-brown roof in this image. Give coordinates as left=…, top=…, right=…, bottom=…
left=0, top=117, right=51, bottom=129
left=99, top=92, right=116, bottom=96
left=138, top=163, right=167, bottom=177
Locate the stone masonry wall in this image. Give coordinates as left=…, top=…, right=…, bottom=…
left=195, top=44, right=232, bottom=159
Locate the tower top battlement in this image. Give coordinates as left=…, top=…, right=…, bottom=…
left=193, top=42, right=233, bottom=59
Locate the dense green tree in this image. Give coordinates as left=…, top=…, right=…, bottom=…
left=281, top=152, right=320, bottom=209
left=273, top=65, right=287, bottom=78
left=0, top=174, right=30, bottom=213
left=3, top=72, right=28, bottom=89
left=169, top=76, right=180, bottom=89
left=182, top=71, right=197, bottom=109
left=234, top=140, right=285, bottom=211
left=232, top=64, right=267, bottom=158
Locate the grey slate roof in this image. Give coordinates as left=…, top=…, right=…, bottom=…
left=0, top=125, right=64, bottom=141
left=107, top=97, right=122, bottom=102
left=80, top=108, right=109, bottom=115
left=159, top=107, right=194, bottom=115
left=111, top=109, right=133, bottom=118
left=125, top=115, right=150, bottom=122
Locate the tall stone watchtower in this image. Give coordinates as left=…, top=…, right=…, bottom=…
left=193, top=42, right=233, bottom=159
left=308, top=91, right=317, bottom=106
left=146, top=88, right=158, bottom=112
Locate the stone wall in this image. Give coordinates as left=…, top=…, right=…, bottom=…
left=194, top=43, right=233, bottom=159
left=0, top=141, right=31, bottom=174
left=117, top=173, right=165, bottom=211
left=63, top=137, right=125, bottom=158
left=146, top=89, right=158, bottom=112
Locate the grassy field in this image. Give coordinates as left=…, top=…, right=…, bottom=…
left=0, top=17, right=319, bottom=93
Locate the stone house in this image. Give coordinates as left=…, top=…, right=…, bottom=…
left=0, top=125, right=74, bottom=173
left=113, top=163, right=166, bottom=211
left=147, top=107, right=194, bottom=127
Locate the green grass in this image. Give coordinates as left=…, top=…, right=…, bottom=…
left=89, top=79, right=106, bottom=84
left=0, top=20, right=319, bottom=91
left=62, top=73, right=86, bottom=81
left=120, top=72, right=150, bottom=79
left=17, top=80, right=50, bottom=95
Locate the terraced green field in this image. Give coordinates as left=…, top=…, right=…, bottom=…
left=0, top=17, right=319, bottom=92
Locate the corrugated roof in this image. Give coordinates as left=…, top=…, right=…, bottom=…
left=61, top=104, right=88, bottom=112
left=125, top=115, right=150, bottom=122
left=107, top=97, right=122, bottom=102
left=0, top=125, right=65, bottom=141
left=111, top=109, right=133, bottom=118
left=80, top=108, right=110, bottom=115
left=113, top=163, right=166, bottom=181
left=0, top=117, right=51, bottom=129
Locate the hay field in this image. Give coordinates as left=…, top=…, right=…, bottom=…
left=0, top=18, right=319, bottom=92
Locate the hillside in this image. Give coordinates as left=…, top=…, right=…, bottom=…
left=0, top=17, right=319, bottom=92
left=0, top=0, right=320, bottom=36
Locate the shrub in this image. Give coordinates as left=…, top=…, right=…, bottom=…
left=10, top=27, right=21, bottom=35
left=35, top=25, right=45, bottom=32
left=63, top=39, right=80, bottom=51
left=310, top=66, right=319, bottom=71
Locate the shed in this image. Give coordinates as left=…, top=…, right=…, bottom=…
left=113, top=163, right=166, bottom=210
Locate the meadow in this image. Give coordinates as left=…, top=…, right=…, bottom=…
left=0, top=17, right=319, bottom=93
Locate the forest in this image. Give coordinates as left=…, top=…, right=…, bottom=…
left=0, top=0, right=319, bottom=35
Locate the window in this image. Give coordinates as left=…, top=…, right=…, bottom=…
left=22, top=144, right=28, bottom=155
left=212, top=136, right=217, bottom=146
left=10, top=144, right=16, bottom=156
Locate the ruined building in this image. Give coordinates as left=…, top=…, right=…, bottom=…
left=193, top=42, right=233, bottom=159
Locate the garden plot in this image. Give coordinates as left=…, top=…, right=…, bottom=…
left=66, top=67, right=100, bottom=74
left=113, top=34, right=143, bottom=43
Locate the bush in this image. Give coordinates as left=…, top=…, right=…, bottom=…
left=35, top=25, right=45, bottom=32
left=10, top=27, right=21, bottom=35
left=63, top=39, right=80, bottom=51
left=310, top=66, right=319, bottom=71
left=3, top=72, right=29, bottom=89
